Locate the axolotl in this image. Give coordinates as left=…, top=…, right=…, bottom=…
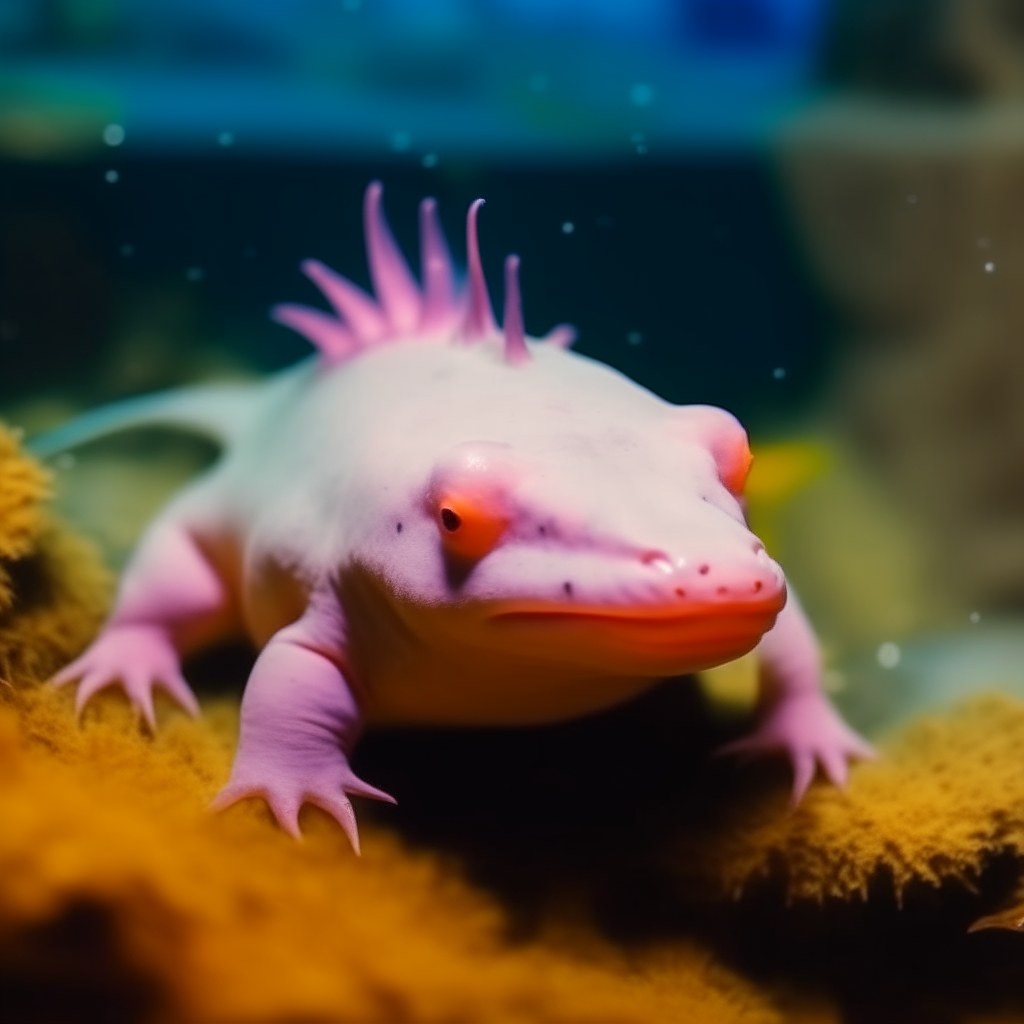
left=38, top=182, right=872, bottom=851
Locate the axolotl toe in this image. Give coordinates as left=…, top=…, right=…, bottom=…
left=38, top=182, right=873, bottom=850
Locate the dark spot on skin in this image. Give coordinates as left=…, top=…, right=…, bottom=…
left=675, top=587, right=685, bottom=598
left=396, top=522, right=403, bottom=533
left=441, top=508, right=461, bottom=532
left=753, top=580, right=762, bottom=592
left=717, top=586, right=727, bottom=595
left=563, top=582, right=573, bottom=596
left=538, top=525, right=547, bottom=536
left=699, top=565, right=709, bottom=575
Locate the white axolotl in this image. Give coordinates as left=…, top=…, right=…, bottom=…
left=35, top=182, right=873, bottom=851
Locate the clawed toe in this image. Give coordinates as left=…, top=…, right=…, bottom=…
left=50, top=625, right=200, bottom=727
left=210, top=765, right=393, bottom=852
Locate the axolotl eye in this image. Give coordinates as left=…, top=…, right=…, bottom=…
left=430, top=442, right=518, bottom=562
left=435, top=491, right=509, bottom=560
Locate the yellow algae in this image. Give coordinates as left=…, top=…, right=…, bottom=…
left=0, top=425, right=51, bottom=602
left=681, top=694, right=1024, bottom=902
left=0, top=686, right=780, bottom=1024
left=0, top=425, right=112, bottom=687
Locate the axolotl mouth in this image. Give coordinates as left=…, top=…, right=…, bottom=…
left=476, top=539, right=788, bottom=678
left=484, top=591, right=785, bottom=676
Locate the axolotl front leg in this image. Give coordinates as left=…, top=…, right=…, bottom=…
left=722, top=591, right=875, bottom=802
left=53, top=502, right=233, bottom=728
left=210, top=591, right=395, bottom=850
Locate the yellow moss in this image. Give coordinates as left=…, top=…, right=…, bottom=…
left=0, top=687, right=779, bottom=1024
left=681, top=695, right=1024, bottom=902
left=0, top=424, right=113, bottom=687
left=0, top=426, right=51, bottom=609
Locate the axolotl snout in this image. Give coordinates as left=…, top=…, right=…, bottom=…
left=39, top=183, right=872, bottom=850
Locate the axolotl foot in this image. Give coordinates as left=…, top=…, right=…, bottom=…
left=210, top=754, right=396, bottom=853
left=52, top=623, right=201, bottom=730
left=719, top=692, right=876, bottom=805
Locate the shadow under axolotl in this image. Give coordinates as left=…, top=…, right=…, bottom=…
left=183, top=639, right=1024, bottom=1024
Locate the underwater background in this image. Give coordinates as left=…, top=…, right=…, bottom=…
left=2, top=2, right=1024, bottom=1022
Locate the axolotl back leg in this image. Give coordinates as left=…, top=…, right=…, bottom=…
left=53, top=485, right=238, bottom=729
left=209, top=589, right=395, bottom=850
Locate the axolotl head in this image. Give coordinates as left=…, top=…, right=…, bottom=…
left=278, top=183, right=787, bottom=690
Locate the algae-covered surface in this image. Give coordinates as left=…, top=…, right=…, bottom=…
left=3, top=425, right=1024, bottom=1023
left=0, top=687, right=784, bottom=1024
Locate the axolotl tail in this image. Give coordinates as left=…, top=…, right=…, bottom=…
left=27, top=379, right=269, bottom=459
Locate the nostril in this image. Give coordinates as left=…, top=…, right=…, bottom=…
left=753, top=580, right=763, bottom=592
left=642, top=551, right=674, bottom=574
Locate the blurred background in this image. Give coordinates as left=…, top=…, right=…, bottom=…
left=5, top=0, right=1024, bottom=725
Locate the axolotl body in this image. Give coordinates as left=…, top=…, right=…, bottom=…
left=42, top=183, right=872, bottom=850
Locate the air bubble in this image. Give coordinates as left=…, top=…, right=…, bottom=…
left=218, top=131, right=235, bottom=147
left=877, top=642, right=901, bottom=669
left=103, top=123, right=125, bottom=146
left=422, top=153, right=438, bottom=168
left=630, top=83, right=654, bottom=107
left=104, top=170, right=119, bottom=184
left=561, top=221, right=574, bottom=235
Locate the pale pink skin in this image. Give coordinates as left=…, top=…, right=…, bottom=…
left=53, top=183, right=873, bottom=850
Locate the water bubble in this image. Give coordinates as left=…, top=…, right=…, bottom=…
left=529, top=73, right=549, bottom=92
left=969, top=611, right=981, bottom=624
left=773, top=367, right=786, bottom=380
left=630, top=132, right=645, bottom=144
left=55, top=453, right=76, bottom=470
left=977, top=237, right=991, bottom=249
left=103, top=123, right=125, bottom=146
left=391, top=131, right=411, bottom=152
left=906, top=194, right=918, bottom=205
left=877, top=641, right=901, bottom=669
left=985, top=261, right=995, bottom=273
left=561, top=221, right=574, bottom=235
left=218, top=131, right=235, bottom=147
left=626, top=331, right=642, bottom=346
left=636, top=144, right=648, bottom=155
left=422, top=152, right=438, bottom=169
left=104, top=169, right=119, bottom=184
left=120, top=243, right=134, bottom=257
left=630, top=83, right=654, bottom=107
left=185, top=267, right=205, bottom=283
